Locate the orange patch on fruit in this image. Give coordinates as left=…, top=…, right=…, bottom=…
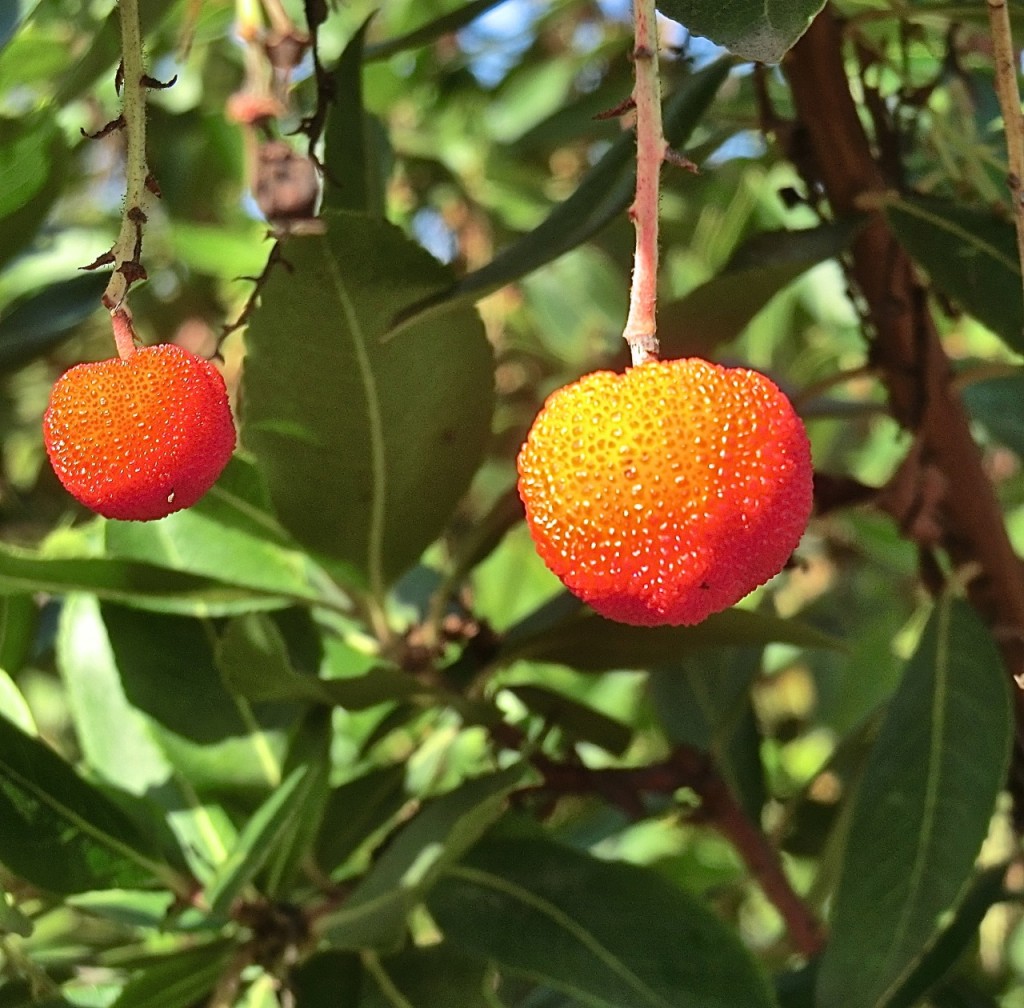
left=43, top=344, right=236, bottom=522
left=516, top=358, right=813, bottom=626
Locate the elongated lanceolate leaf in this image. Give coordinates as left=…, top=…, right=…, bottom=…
left=429, top=836, right=775, bottom=1008
left=657, top=0, right=826, bottom=63
left=816, top=598, right=1012, bottom=1008
left=242, top=209, right=494, bottom=594
left=393, top=59, right=730, bottom=332
left=0, top=716, right=171, bottom=894
left=884, top=194, right=1023, bottom=352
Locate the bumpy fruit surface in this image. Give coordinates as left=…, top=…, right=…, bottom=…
left=43, top=344, right=236, bottom=522
left=517, top=358, right=813, bottom=626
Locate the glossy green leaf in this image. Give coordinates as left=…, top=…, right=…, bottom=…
left=321, top=767, right=527, bottom=950
left=314, top=764, right=409, bottom=878
left=816, top=598, right=1012, bottom=1008
left=498, top=597, right=839, bottom=671
left=98, top=604, right=295, bottom=797
left=657, top=0, right=825, bottom=62
left=0, top=540, right=294, bottom=616
left=659, top=220, right=861, bottom=354
left=218, top=612, right=429, bottom=710
left=884, top=194, right=1023, bottom=352
left=429, top=835, right=776, bottom=1008
left=242, top=209, right=494, bottom=593
left=393, top=59, right=730, bottom=332
left=0, top=272, right=108, bottom=372
left=108, top=940, right=232, bottom=1008
left=0, top=716, right=171, bottom=894
left=204, top=766, right=310, bottom=917
left=57, top=594, right=170, bottom=795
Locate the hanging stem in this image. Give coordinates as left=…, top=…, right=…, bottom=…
left=986, top=0, right=1024, bottom=309
left=622, top=0, right=667, bottom=366
left=101, top=0, right=152, bottom=313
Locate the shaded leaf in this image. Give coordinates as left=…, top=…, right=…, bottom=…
left=0, top=716, right=171, bottom=894
left=108, top=940, right=232, bottom=1008
left=506, top=684, right=633, bottom=756
left=657, top=0, right=825, bottom=63
left=360, top=944, right=491, bottom=1008
left=498, top=596, right=840, bottom=671
left=321, top=767, right=526, bottom=950
left=314, top=764, right=409, bottom=879
left=242, top=210, right=494, bottom=593
left=0, top=540, right=295, bottom=617
left=884, top=194, right=1023, bottom=352
left=962, top=372, right=1024, bottom=455
left=660, top=220, right=861, bottom=354
left=0, top=272, right=108, bottom=372
left=0, top=593, right=36, bottom=677
left=816, top=598, right=1012, bottom=1008
left=429, top=835, right=776, bottom=1008
left=290, top=950, right=363, bottom=1007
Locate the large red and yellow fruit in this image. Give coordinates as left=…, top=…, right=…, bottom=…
left=516, top=358, right=813, bottom=626
left=43, top=344, right=236, bottom=522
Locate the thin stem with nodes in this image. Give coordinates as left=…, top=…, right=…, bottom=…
left=622, top=0, right=668, bottom=366
left=100, top=0, right=153, bottom=315
left=986, top=0, right=1024, bottom=311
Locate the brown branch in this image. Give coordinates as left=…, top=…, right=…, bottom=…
left=784, top=4, right=1024, bottom=820
left=514, top=739, right=825, bottom=957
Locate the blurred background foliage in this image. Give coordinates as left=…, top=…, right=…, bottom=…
left=1, top=0, right=1024, bottom=1006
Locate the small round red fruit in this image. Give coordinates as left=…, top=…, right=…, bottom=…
left=43, top=344, right=236, bottom=522
left=516, top=358, right=813, bottom=626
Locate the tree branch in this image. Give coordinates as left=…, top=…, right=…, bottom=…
left=784, top=4, right=1024, bottom=821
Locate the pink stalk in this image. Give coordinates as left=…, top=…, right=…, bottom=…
left=622, top=0, right=668, bottom=366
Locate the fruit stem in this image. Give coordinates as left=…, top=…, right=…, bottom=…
left=112, top=308, right=138, bottom=360
left=102, top=0, right=152, bottom=313
left=622, top=0, right=667, bottom=366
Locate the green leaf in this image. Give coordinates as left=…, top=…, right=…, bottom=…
left=0, top=272, right=108, bottom=372
left=0, top=594, right=35, bottom=677
left=57, top=594, right=171, bottom=795
left=0, top=540, right=296, bottom=617
left=108, top=940, right=232, bottom=1008
left=322, top=18, right=385, bottom=216
left=321, top=767, right=527, bottom=950
left=242, top=210, right=495, bottom=594
left=218, top=612, right=429, bottom=710
left=393, top=59, right=730, bottom=332
left=657, top=0, right=825, bottom=63
left=290, top=951, right=363, bottom=1007
left=506, top=685, right=633, bottom=756
left=98, top=604, right=294, bottom=797
left=816, top=598, right=1012, bottom=1008
left=361, top=944, right=491, bottom=1008
left=659, top=220, right=861, bottom=354
left=0, top=716, right=170, bottom=894
left=498, top=597, right=840, bottom=671
left=650, top=647, right=766, bottom=821
left=429, top=835, right=776, bottom=1008
left=0, top=667, right=35, bottom=736
left=365, top=0, right=506, bottom=61
left=204, top=766, right=310, bottom=918
left=884, top=194, right=1023, bottom=352
left=962, top=372, right=1024, bottom=454
left=0, top=112, right=67, bottom=271
left=0, top=878, right=32, bottom=937
left=314, top=764, right=409, bottom=878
